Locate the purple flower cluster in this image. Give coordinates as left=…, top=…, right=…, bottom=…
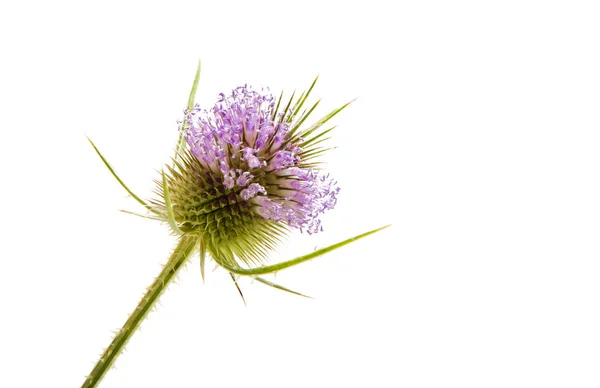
left=183, top=86, right=339, bottom=234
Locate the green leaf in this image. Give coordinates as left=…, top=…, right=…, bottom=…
left=271, top=90, right=284, bottom=121
left=87, top=137, right=160, bottom=216
left=216, top=225, right=391, bottom=275
left=292, top=76, right=318, bottom=117
left=162, top=170, right=183, bottom=235
left=300, top=136, right=332, bottom=155
left=175, top=60, right=201, bottom=163
left=279, top=90, right=296, bottom=124
left=295, top=99, right=354, bottom=142
left=290, top=90, right=305, bottom=121
left=119, top=209, right=162, bottom=221
left=187, top=60, right=201, bottom=110
left=288, top=99, right=321, bottom=138
left=255, top=277, right=312, bottom=298
left=299, top=126, right=335, bottom=148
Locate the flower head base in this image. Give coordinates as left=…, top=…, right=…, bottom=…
left=152, top=80, right=347, bottom=268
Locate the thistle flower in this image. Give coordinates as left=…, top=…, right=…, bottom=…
left=82, top=63, right=389, bottom=388
left=153, top=83, right=343, bottom=273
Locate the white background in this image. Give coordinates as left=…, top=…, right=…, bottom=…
left=1, top=1, right=599, bottom=387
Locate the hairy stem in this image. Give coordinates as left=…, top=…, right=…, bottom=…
left=81, top=235, right=197, bottom=388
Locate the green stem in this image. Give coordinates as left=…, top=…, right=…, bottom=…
left=81, top=235, right=197, bottom=388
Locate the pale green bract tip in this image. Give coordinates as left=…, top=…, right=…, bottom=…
left=174, top=60, right=201, bottom=164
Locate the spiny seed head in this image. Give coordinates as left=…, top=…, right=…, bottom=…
left=152, top=83, right=342, bottom=268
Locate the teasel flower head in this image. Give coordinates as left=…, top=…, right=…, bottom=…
left=152, top=79, right=348, bottom=271
left=82, top=64, right=391, bottom=388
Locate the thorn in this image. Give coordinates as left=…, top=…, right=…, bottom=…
left=229, top=272, right=246, bottom=306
